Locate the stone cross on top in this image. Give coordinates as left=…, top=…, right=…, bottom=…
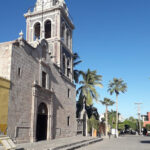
left=35, top=0, right=66, bottom=11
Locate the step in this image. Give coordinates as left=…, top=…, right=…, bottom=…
left=15, top=136, right=98, bottom=150
left=60, top=138, right=103, bottom=150
left=49, top=137, right=101, bottom=150
left=0, top=136, right=103, bottom=150
left=51, top=139, right=93, bottom=150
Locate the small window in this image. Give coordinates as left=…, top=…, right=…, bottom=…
left=61, top=25, right=65, bottom=41
left=68, top=88, right=70, bottom=98
left=67, top=116, right=70, bottom=126
left=42, top=71, right=46, bottom=88
left=66, top=30, right=70, bottom=47
left=145, top=116, right=148, bottom=121
left=18, top=68, right=21, bottom=76
left=63, top=55, right=66, bottom=74
left=67, top=59, right=70, bottom=77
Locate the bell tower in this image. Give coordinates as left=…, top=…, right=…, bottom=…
left=24, top=0, right=74, bottom=79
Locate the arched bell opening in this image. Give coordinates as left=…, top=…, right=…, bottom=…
left=45, top=20, right=51, bottom=39
left=34, top=22, right=41, bottom=40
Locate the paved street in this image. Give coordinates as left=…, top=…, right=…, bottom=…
left=78, top=135, right=150, bottom=150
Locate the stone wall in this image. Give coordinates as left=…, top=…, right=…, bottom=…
left=7, top=42, right=39, bottom=142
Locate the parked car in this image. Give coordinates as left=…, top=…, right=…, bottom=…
left=146, top=131, right=150, bottom=136
left=130, top=130, right=136, bottom=135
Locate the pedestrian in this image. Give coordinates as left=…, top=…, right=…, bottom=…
left=108, top=131, right=111, bottom=139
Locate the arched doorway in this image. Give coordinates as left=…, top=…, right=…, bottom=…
left=36, top=103, right=48, bottom=141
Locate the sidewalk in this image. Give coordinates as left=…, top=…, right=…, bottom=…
left=0, top=136, right=103, bottom=150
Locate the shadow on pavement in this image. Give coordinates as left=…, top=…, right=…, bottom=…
left=141, top=140, right=150, bottom=144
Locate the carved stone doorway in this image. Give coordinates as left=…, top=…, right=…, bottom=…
left=36, top=103, right=48, bottom=141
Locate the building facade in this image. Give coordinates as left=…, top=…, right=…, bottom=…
left=0, top=0, right=76, bottom=143
left=0, top=77, right=10, bottom=135
left=142, top=112, right=150, bottom=127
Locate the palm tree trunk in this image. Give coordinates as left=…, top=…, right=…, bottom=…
left=116, top=94, right=118, bottom=137
left=105, top=105, right=108, bottom=137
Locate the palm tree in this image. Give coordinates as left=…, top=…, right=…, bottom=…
left=108, top=78, right=127, bottom=137
left=100, top=98, right=115, bottom=136
left=108, top=110, right=119, bottom=127
left=73, top=53, right=82, bottom=83
left=77, top=69, right=103, bottom=106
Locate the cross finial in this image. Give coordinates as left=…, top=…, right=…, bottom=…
left=19, top=30, right=24, bottom=39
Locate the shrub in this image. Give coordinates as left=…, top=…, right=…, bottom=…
left=87, top=115, right=99, bottom=133
left=146, top=124, right=150, bottom=131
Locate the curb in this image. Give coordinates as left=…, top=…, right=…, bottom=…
left=53, top=138, right=103, bottom=150
left=66, top=138, right=103, bottom=150
left=50, top=139, right=94, bottom=150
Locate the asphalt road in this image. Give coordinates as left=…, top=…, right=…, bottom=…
left=78, top=135, right=150, bottom=150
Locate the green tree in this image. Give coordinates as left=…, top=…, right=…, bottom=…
left=77, top=69, right=103, bottom=106
left=76, top=102, right=99, bottom=120
left=108, top=78, right=127, bottom=137
left=87, top=115, right=99, bottom=134
left=86, top=105, right=99, bottom=120
left=108, top=110, right=122, bottom=129
left=128, top=116, right=136, bottom=122
left=123, top=117, right=138, bottom=131
left=118, top=123, right=125, bottom=130
left=108, top=110, right=116, bottom=127
left=73, top=52, right=82, bottom=83
left=100, top=98, right=115, bottom=136
left=146, top=124, right=150, bottom=131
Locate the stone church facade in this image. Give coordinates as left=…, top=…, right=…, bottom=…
left=0, top=0, right=76, bottom=143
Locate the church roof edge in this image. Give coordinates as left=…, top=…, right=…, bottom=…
left=0, top=40, right=16, bottom=46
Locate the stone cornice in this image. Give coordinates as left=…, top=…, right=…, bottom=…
left=60, top=40, right=73, bottom=56
left=32, top=83, right=54, bottom=94
left=61, top=72, right=76, bottom=88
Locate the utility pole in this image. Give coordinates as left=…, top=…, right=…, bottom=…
left=135, top=103, right=142, bottom=135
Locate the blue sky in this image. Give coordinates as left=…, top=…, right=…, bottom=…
left=0, top=0, right=150, bottom=119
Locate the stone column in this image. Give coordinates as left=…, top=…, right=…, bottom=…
left=30, top=83, right=38, bottom=142
left=50, top=95, right=53, bottom=139
left=47, top=94, right=53, bottom=140
left=47, top=103, right=51, bottom=140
